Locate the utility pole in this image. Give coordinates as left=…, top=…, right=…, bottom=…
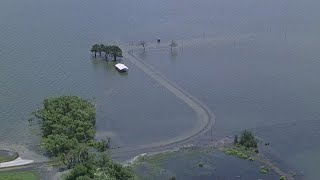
left=285, top=25, right=287, bottom=40
left=181, top=40, right=184, bottom=52
left=210, top=123, right=213, bottom=141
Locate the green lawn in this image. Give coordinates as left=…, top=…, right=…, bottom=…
left=0, top=171, right=38, bottom=180
left=0, top=156, right=16, bottom=163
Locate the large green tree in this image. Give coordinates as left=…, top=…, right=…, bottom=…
left=33, top=96, right=96, bottom=159
left=98, top=44, right=105, bottom=57
left=91, top=44, right=99, bottom=58
left=109, top=45, right=123, bottom=61
left=32, top=96, right=135, bottom=179
left=102, top=45, right=110, bottom=61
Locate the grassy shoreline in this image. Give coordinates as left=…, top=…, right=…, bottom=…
left=0, top=156, right=16, bottom=163
left=0, top=171, right=38, bottom=180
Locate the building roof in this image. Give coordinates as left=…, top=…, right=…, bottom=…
left=115, top=63, right=128, bottom=70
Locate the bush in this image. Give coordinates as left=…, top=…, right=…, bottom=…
left=260, top=166, right=269, bottom=174
left=280, top=176, right=286, bottom=180
left=239, top=130, right=258, bottom=149
left=95, top=138, right=111, bottom=152
left=224, top=148, right=249, bottom=159
left=66, top=154, right=135, bottom=180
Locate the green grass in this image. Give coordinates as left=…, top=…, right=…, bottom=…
left=223, top=147, right=251, bottom=160
left=259, top=166, right=269, bottom=174
left=0, top=171, right=38, bottom=180
left=0, top=156, right=16, bottom=163
left=279, top=175, right=286, bottom=180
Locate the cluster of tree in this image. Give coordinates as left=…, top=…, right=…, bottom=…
left=33, top=96, right=96, bottom=158
left=65, top=154, right=134, bottom=180
left=32, top=96, right=135, bottom=179
left=90, top=44, right=123, bottom=61
left=233, top=130, right=258, bottom=150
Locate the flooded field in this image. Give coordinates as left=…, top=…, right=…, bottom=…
left=1, top=0, right=320, bottom=179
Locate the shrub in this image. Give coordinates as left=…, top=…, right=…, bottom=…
left=239, top=130, right=258, bottom=149
left=260, top=166, right=269, bottom=174
left=224, top=148, right=249, bottom=159
left=280, top=176, right=286, bottom=180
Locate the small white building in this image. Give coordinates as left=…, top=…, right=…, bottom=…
left=115, top=63, right=128, bottom=72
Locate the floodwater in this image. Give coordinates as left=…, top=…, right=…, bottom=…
left=1, top=0, right=320, bottom=179
left=135, top=30, right=320, bottom=180
left=132, top=148, right=280, bottom=180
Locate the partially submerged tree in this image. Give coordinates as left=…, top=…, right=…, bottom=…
left=169, top=40, right=178, bottom=53
left=138, top=41, right=147, bottom=51
left=109, top=45, right=123, bottom=61
left=90, top=44, right=123, bottom=61
left=90, top=44, right=99, bottom=58
left=98, top=44, right=105, bottom=57
left=103, top=45, right=111, bottom=61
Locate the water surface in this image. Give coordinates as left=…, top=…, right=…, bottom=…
left=1, top=0, right=320, bottom=179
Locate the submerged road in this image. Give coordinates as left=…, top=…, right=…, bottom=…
left=110, top=44, right=216, bottom=160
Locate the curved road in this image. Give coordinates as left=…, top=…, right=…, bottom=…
left=110, top=45, right=216, bottom=160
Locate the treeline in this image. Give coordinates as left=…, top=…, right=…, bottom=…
left=90, top=44, right=123, bottom=61
left=32, top=96, right=135, bottom=180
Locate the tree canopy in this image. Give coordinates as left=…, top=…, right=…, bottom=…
left=34, top=96, right=96, bottom=145
left=98, top=44, right=105, bottom=57
left=238, top=130, right=258, bottom=149
left=32, top=96, right=135, bottom=179
left=90, top=44, right=122, bottom=61
left=65, top=154, right=135, bottom=180
left=90, top=44, right=99, bottom=58
left=109, top=45, right=123, bottom=61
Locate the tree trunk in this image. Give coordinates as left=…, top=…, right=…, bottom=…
left=113, top=54, right=116, bottom=61
left=99, top=52, right=102, bottom=57
left=94, top=52, right=96, bottom=58
left=105, top=54, right=108, bottom=61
